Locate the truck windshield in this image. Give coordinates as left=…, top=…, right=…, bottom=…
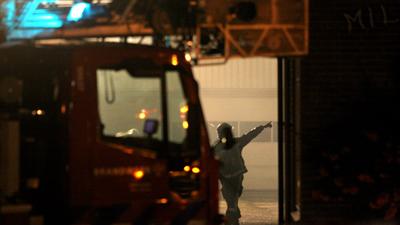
left=96, top=68, right=188, bottom=145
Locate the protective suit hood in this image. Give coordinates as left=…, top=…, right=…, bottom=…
left=217, top=122, right=235, bottom=149
left=217, top=122, right=232, bottom=139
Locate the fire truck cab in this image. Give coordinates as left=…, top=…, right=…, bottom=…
left=0, top=42, right=219, bottom=225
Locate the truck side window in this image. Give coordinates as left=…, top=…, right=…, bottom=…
left=96, top=69, right=163, bottom=140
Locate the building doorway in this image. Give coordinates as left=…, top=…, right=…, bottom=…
left=193, top=58, right=279, bottom=225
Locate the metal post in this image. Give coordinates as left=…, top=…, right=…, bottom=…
left=277, top=57, right=285, bottom=224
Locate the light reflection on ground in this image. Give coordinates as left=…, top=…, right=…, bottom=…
left=219, top=190, right=278, bottom=225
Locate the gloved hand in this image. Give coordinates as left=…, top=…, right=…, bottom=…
left=263, top=122, right=272, bottom=128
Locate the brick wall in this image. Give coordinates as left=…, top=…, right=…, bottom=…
left=299, top=0, right=400, bottom=222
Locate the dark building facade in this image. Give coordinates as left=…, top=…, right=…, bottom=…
left=298, top=0, right=400, bottom=223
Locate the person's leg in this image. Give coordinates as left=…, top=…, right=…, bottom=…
left=236, top=175, right=244, bottom=218
left=221, top=176, right=241, bottom=225
left=238, top=174, right=244, bottom=197
left=232, top=175, right=244, bottom=224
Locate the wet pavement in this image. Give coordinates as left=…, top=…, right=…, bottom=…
left=219, top=190, right=278, bottom=225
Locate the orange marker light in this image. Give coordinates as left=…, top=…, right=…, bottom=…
left=182, top=121, right=189, bottom=129
left=171, top=54, right=179, bottom=66
left=180, top=105, right=189, bottom=113
left=61, top=104, right=67, bottom=114
left=191, top=167, right=200, bottom=174
left=133, top=169, right=144, bottom=180
left=183, top=165, right=191, bottom=172
left=156, top=198, right=169, bottom=204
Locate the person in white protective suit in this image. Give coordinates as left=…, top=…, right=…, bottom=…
left=213, top=122, right=272, bottom=225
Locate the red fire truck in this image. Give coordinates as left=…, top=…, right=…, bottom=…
left=0, top=41, right=220, bottom=225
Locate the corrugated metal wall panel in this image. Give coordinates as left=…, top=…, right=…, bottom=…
left=193, top=58, right=277, bottom=89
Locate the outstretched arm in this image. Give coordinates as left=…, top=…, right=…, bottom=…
left=238, top=122, right=272, bottom=148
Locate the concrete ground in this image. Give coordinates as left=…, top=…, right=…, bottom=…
left=219, top=189, right=278, bottom=225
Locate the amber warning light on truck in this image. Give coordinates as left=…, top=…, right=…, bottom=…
left=132, top=169, right=145, bottom=180
left=171, top=54, right=179, bottom=66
